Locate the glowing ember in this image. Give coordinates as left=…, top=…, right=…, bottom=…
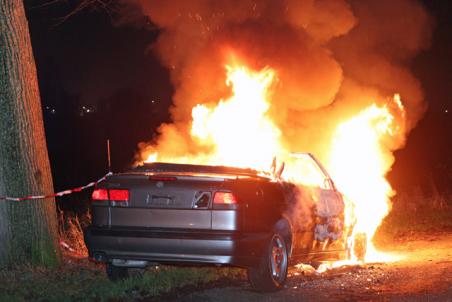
left=142, top=63, right=406, bottom=263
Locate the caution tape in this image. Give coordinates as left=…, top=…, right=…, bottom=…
left=59, top=240, right=87, bottom=259
left=0, top=172, right=113, bottom=202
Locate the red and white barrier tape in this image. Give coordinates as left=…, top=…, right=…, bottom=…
left=59, top=240, right=88, bottom=259
left=0, top=172, right=112, bottom=202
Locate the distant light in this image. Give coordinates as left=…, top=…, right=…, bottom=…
left=445, top=109, right=448, bottom=113
left=51, top=109, right=56, bottom=114
left=80, top=106, right=93, bottom=115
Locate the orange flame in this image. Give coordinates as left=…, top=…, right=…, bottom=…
left=190, top=65, right=282, bottom=171
left=328, top=99, right=405, bottom=262
left=142, top=63, right=405, bottom=262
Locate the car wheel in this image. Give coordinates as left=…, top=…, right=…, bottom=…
left=106, top=263, right=129, bottom=281
left=347, top=233, right=367, bottom=262
left=353, top=233, right=367, bottom=262
left=248, top=232, right=289, bottom=292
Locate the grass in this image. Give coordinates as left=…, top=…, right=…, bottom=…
left=375, top=192, right=452, bottom=243
left=0, top=262, right=244, bottom=302
left=0, top=209, right=245, bottom=302
left=380, top=206, right=452, bottom=234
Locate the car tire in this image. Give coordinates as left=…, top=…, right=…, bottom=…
left=353, top=233, right=367, bottom=262
left=248, top=232, right=289, bottom=292
left=106, top=263, right=129, bottom=281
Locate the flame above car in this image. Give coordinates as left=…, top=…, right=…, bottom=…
left=140, top=60, right=406, bottom=262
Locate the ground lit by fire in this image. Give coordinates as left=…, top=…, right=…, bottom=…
left=140, top=62, right=406, bottom=263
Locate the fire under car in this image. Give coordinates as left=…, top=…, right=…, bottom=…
left=84, top=153, right=365, bottom=292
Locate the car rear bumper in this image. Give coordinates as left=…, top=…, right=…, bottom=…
left=83, top=226, right=268, bottom=268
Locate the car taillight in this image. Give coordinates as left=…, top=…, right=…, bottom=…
left=213, top=192, right=237, bottom=205
left=109, top=189, right=129, bottom=201
left=92, top=189, right=108, bottom=201
left=91, top=188, right=129, bottom=202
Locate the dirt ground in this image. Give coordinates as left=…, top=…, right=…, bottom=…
left=160, top=232, right=452, bottom=301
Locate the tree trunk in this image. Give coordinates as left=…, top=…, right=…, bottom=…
left=0, top=0, right=60, bottom=267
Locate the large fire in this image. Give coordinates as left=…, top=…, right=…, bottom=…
left=328, top=99, right=405, bottom=262
left=143, top=63, right=405, bottom=262
left=190, top=66, right=282, bottom=171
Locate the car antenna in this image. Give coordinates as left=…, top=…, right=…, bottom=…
left=107, top=138, right=112, bottom=173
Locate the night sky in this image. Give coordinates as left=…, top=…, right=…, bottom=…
left=390, top=0, right=452, bottom=194
left=26, top=1, right=173, bottom=192
left=23, top=0, right=452, bottom=206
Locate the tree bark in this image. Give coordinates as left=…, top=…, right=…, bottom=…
left=0, top=0, right=60, bottom=267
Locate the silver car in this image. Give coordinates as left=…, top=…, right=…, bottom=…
left=84, top=153, right=362, bottom=292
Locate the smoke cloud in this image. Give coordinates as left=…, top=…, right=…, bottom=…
left=121, top=0, right=433, bottom=165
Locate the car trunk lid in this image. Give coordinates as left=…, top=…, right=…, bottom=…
left=94, top=173, right=228, bottom=229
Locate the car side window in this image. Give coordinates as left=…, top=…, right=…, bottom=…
left=282, top=154, right=331, bottom=190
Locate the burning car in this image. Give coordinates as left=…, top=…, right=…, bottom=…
left=84, top=153, right=364, bottom=292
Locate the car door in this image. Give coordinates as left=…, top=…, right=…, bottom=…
left=306, top=154, right=345, bottom=252
left=282, top=153, right=345, bottom=254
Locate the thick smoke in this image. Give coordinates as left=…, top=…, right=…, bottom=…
left=122, top=0, right=432, bottom=164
